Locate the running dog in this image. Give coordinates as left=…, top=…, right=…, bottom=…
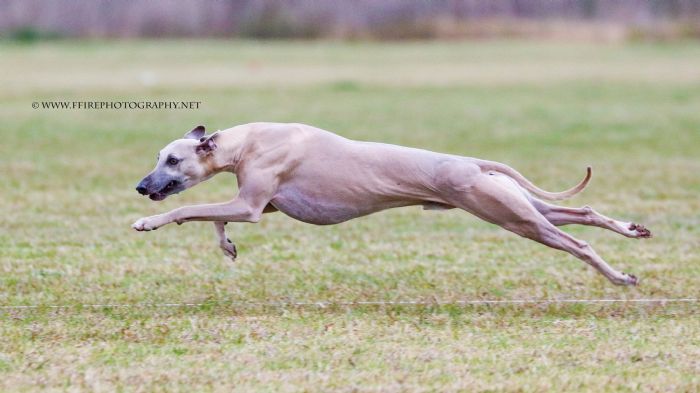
left=133, top=123, right=651, bottom=285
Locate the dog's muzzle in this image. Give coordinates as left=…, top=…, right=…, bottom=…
left=136, top=179, right=181, bottom=201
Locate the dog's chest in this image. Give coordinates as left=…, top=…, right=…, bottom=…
left=270, top=187, right=366, bottom=225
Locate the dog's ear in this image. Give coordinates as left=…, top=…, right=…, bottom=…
left=196, top=132, right=218, bottom=155
left=184, top=125, right=206, bottom=140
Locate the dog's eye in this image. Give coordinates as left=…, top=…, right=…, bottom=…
left=167, top=157, right=179, bottom=166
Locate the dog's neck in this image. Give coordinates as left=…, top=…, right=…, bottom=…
left=202, top=125, right=250, bottom=176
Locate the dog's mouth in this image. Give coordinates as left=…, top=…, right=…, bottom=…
left=149, top=180, right=180, bottom=201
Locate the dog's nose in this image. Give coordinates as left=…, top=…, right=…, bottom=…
left=136, top=185, right=148, bottom=195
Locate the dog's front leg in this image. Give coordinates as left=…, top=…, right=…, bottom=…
left=214, top=222, right=237, bottom=261
left=210, top=204, right=278, bottom=260
left=132, top=198, right=260, bottom=232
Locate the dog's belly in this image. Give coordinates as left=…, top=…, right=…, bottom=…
left=271, top=187, right=396, bottom=225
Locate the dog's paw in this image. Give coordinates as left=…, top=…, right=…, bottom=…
left=628, top=223, right=652, bottom=239
left=615, top=272, right=639, bottom=286
left=132, top=217, right=158, bottom=231
left=219, top=238, right=237, bottom=261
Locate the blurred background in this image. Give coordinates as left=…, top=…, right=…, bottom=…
left=2, top=2, right=700, bottom=390
left=2, top=0, right=700, bottom=42
left=1, top=0, right=699, bottom=301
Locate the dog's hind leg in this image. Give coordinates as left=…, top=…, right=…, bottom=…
left=516, top=219, right=640, bottom=285
left=442, top=171, right=638, bottom=285
left=530, top=199, right=651, bottom=239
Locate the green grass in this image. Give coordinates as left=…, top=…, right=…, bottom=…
left=1, top=40, right=699, bottom=391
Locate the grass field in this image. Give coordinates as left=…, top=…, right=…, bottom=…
left=1, top=40, right=699, bottom=391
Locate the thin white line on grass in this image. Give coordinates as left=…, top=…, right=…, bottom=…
left=0, top=298, right=698, bottom=310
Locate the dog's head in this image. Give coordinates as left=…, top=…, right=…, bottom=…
left=135, top=125, right=219, bottom=201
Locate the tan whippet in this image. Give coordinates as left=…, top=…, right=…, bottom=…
left=133, top=123, right=651, bottom=286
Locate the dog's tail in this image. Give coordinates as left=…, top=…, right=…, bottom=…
left=477, top=160, right=592, bottom=201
